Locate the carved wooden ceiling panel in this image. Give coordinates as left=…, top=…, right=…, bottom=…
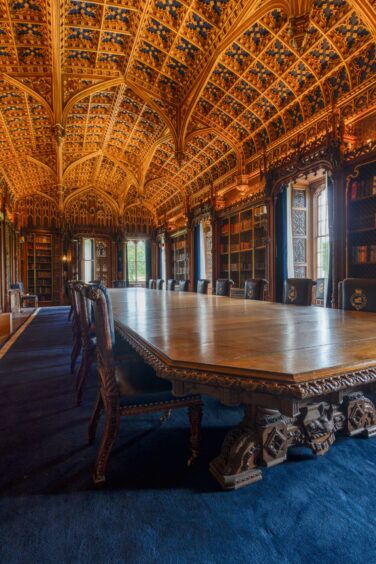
left=0, top=0, right=375, bottom=219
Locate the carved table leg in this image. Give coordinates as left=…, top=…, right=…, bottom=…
left=210, top=392, right=376, bottom=491
left=343, top=392, right=376, bottom=438
left=210, top=406, right=262, bottom=490
left=188, top=403, right=203, bottom=466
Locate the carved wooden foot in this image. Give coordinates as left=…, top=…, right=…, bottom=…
left=210, top=407, right=262, bottom=490
left=92, top=397, right=120, bottom=485
left=188, top=403, right=203, bottom=466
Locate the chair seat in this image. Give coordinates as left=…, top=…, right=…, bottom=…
left=119, top=389, right=176, bottom=407
left=114, top=360, right=199, bottom=407
left=115, top=360, right=171, bottom=397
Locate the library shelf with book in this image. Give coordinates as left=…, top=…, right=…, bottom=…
left=170, top=230, right=189, bottom=282
left=218, top=203, right=268, bottom=287
left=348, top=163, right=376, bottom=278
left=26, top=232, right=53, bottom=303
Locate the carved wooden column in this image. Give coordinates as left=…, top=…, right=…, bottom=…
left=211, top=211, right=219, bottom=293
left=187, top=216, right=194, bottom=290
left=331, top=169, right=346, bottom=308
left=151, top=230, right=158, bottom=280
left=267, top=195, right=275, bottom=301
left=165, top=231, right=172, bottom=281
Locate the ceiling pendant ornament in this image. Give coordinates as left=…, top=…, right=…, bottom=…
left=287, top=13, right=311, bottom=53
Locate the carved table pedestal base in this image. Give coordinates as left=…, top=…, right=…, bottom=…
left=210, top=390, right=376, bottom=490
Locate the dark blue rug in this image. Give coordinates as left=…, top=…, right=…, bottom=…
left=0, top=307, right=375, bottom=563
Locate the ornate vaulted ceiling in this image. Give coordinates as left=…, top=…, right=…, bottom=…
left=0, top=0, right=375, bottom=222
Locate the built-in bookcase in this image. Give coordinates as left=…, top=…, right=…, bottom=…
left=27, top=233, right=53, bottom=302
left=348, top=164, right=376, bottom=278
left=170, top=231, right=189, bottom=281
left=219, top=204, right=268, bottom=287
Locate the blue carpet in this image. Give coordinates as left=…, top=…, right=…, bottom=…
left=0, top=307, right=376, bottom=563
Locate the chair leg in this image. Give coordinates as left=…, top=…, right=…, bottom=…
left=75, top=353, right=87, bottom=405
left=70, top=338, right=81, bottom=374
left=188, top=403, right=203, bottom=466
left=92, top=397, right=120, bottom=486
left=88, top=390, right=104, bottom=445
left=76, top=347, right=94, bottom=405
left=68, top=305, right=73, bottom=321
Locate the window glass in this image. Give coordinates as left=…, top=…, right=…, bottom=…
left=83, top=238, right=94, bottom=282
left=127, top=240, right=146, bottom=284
left=316, top=188, right=329, bottom=279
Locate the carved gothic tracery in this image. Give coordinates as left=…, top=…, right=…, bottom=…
left=0, top=1, right=374, bottom=220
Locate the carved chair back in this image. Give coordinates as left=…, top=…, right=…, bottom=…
left=10, top=281, right=25, bottom=294
left=179, top=280, right=190, bottom=292
left=340, top=278, right=376, bottom=312
left=215, top=278, right=234, bottom=297
left=88, top=281, right=115, bottom=344
left=148, top=279, right=156, bottom=289
left=74, top=281, right=92, bottom=348
left=244, top=279, right=268, bottom=301
left=112, top=280, right=127, bottom=288
left=69, top=280, right=81, bottom=325
left=283, top=278, right=313, bottom=306
left=156, top=279, right=164, bottom=290
left=197, top=279, right=210, bottom=294
left=85, top=285, right=116, bottom=394
left=167, top=279, right=177, bottom=291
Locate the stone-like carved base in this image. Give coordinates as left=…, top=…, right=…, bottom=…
left=210, top=392, right=376, bottom=490
left=210, top=407, right=262, bottom=490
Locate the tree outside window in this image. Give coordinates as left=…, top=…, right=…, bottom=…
left=127, top=240, right=146, bottom=284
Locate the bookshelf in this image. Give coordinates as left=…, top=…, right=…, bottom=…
left=26, top=233, right=53, bottom=303
left=171, top=231, right=189, bottom=281
left=348, top=164, right=376, bottom=278
left=219, top=204, right=268, bottom=287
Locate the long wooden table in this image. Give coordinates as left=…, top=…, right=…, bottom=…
left=110, top=288, right=376, bottom=489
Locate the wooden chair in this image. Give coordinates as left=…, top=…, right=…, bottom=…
left=179, top=280, right=190, bottom=292
left=148, top=279, right=156, bottom=289
left=283, top=278, right=313, bottom=306
left=85, top=284, right=203, bottom=485
left=244, top=279, right=268, bottom=301
left=315, top=278, right=326, bottom=307
left=10, top=281, right=38, bottom=308
left=339, top=278, right=376, bottom=312
left=197, top=279, right=210, bottom=294
left=156, top=279, right=164, bottom=290
left=74, top=281, right=97, bottom=405
left=112, top=280, right=127, bottom=288
left=167, top=279, right=177, bottom=291
left=215, top=279, right=234, bottom=297
left=68, top=280, right=82, bottom=374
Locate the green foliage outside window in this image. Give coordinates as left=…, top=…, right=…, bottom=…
left=127, top=240, right=145, bottom=283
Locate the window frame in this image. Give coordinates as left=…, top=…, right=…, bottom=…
left=126, top=239, right=146, bottom=285
left=312, top=182, right=329, bottom=281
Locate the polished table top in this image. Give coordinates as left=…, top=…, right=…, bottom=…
left=110, top=288, right=376, bottom=385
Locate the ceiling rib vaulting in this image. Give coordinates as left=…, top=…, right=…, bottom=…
left=0, top=0, right=375, bottom=224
